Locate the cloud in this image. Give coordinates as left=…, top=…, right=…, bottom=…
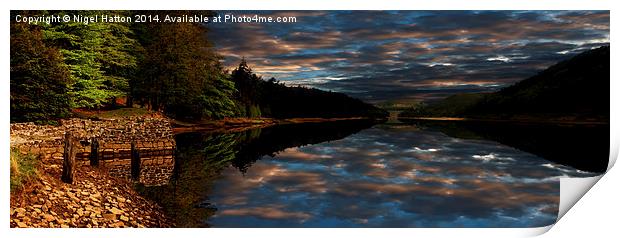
left=209, top=10, right=609, bottom=102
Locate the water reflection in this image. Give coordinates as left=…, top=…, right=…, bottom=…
left=138, top=119, right=378, bottom=227
left=101, top=146, right=175, bottom=187
left=139, top=120, right=603, bottom=228
left=205, top=124, right=595, bottom=227
left=400, top=120, right=609, bottom=172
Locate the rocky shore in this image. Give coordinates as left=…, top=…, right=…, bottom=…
left=10, top=116, right=176, bottom=228
left=10, top=161, right=174, bottom=228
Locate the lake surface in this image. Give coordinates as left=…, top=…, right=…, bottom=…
left=138, top=119, right=607, bottom=228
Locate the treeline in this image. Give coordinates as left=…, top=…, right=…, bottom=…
left=11, top=10, right=234, bottom=122
left=230, top=59, right=388, bottom=118
left=11, top=10, right=386, bottom=123
left=400, top=46, right=610, bottom=121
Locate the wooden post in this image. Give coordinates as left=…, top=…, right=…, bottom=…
left=62, top=132, right=77, bottom=184
left=90, top=137, right=99, bottom=166
left=130, top=140, right=140, bottom=180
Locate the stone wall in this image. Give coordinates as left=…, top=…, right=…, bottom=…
left=103, top=156, right=174, bottom=187
left=99, top=141, right=175, bottom=186
left=10, top=117, right=175, bottom=186
left=135, top=144, right=175, bottom=186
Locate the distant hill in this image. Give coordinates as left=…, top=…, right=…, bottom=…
left=258, top=81, right=389, bottom=119
left=231, top=59, right=388, bottom=119
left=400, top=46, right=610, bottom=121
left=399, top=93, right=486, bottom=118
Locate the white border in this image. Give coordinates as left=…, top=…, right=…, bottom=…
left=3, top=1, right=617, bottom=238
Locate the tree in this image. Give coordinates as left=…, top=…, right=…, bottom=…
left=10, top=22, right=72, bottom=123
left=43, top=10, right=139, bottom=108
left=132, top=13, right=237, bottom=120
left=230, top=58, right=263, bottom=117
left=230, top=59, right=388, bottom=119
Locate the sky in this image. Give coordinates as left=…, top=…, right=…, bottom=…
left=209, top=11, right=609, bottom=103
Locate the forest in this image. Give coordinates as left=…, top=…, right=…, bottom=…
left=399, top=46, right=610, bottom=122
left=10, top=10, right=387, bottom=124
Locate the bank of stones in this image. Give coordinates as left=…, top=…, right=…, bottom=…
left=10, top=165, right=173, bottom=228
left=10, top=116, right=177, bottom=228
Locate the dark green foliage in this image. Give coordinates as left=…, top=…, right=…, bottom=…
left=400, top=46, right=610, bottom=120
left=10, top=22, right=72, bottom=123
left=230, top=60, right=388, bottom=119
left=231, top=58, right=262, bottom=117
left=42, top=10, right=139, bottom=108
left=131, top=13, right=237, bottom=120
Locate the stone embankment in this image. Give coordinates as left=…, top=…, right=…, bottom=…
left=10, top=116, right=176, bottom=228
left=11, top=117, right=176, bottom=186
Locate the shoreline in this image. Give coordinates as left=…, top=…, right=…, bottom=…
left=398, top=116, right=609, bottom=125
left=171, top=116, right=378, bottom=134
left=9, top=115, right=380, bottom=228
left=9, top=115, right=176, bottom=228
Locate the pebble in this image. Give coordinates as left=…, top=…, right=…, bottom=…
left=43, top=214, right=55, bottom=222
left=109, top=207, right=124, bottom=215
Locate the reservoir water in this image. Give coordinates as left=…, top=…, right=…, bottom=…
left=138, top=119, right=607, bottom=227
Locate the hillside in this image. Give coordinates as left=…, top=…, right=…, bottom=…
left=398, top=93, right=486, bottom=118
left=400, top=46, right=610, bottom=121
left=231, top=59, right=388, bottom=119
left=258, top=82, right=388, bottom=119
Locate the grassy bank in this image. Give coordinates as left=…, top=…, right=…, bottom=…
left=10, top=148, right=40, bottom=193
left=73, top=107, right=156, bottom=119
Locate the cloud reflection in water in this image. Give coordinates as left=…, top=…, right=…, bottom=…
left=206, top=125, right=594, bottom=227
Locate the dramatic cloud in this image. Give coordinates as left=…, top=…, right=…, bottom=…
left=209, top=11, right=609, bottom=103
